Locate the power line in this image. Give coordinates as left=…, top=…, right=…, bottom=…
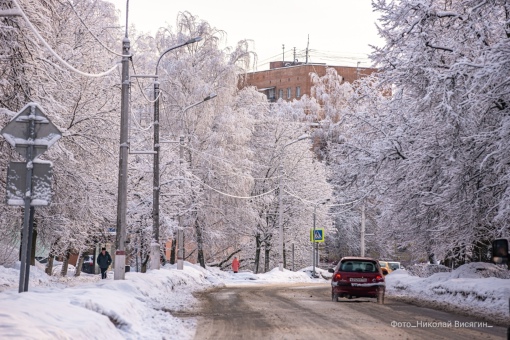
left=188, top=173, right=278, bottom=200
left=65, top=0, right=129, bottom=58
left=11, top=0, right=118, bottom=78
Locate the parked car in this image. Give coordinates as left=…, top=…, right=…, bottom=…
left=388, top=261, right=403, bottom=271
left=328, top=257, right=385, bottom=304
left=81, top=255, right=95, bottom=274
left=35, top=257, right=48, bottom=264
left=378, top=261, right=393, bottom=275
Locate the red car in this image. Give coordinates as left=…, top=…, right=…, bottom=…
left=328, top=256, right=385, bottom=303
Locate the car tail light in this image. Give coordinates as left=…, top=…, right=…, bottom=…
left=333, top=272, right=342, bottom=281
left=375, top=275, right=384, bottom=281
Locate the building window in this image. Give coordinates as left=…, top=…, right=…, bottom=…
left=268, top=88, right=275, bottom=100
left=279, top=89, right=283, bottom=99
left=296, top=86, right=301, bottom=98
left=287, top=87, right=291, bottom=99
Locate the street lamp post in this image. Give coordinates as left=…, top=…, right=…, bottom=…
left=114, top=31, right=131, bottom=280
left=277, top=134, right=310, bottom=271
left=150, top=37, right=202, bottom=271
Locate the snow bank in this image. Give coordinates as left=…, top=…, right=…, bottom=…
left=386, top=263, right=510, bottom=326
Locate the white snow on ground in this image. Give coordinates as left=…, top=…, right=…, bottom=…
left=0, top=261, right=508, bottom=339
left=384, top=262, right=510, bottom=326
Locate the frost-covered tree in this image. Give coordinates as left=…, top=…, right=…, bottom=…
left=126, top=12, right=258, bottom=268
left=370, top=0, right=510, bottom=263
left=0, top=0, right=121, bottom=268
left=316, top=0, right=510, bottom=265
left=244, top=94, right=334, bottom=272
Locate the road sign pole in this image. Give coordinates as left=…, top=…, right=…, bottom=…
left=114, top=35, right=130, bottom=280
left=312, top=206, right=316, bottom=277
left=24, top=206, right=35, bottom=291
left=18, top=107, right=36, bottom=293
left=1, top=103, right=61, bottom=293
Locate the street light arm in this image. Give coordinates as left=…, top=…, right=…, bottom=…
left=282, top=134, right=311, bottom=150
left=182, top=93, right=217, bottom=113
left=155, top=36, right=202, bottom=75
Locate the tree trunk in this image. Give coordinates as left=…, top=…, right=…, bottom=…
left=283, top=240, right=287, bottom=269
left=74, top=251, right=84, bottom=277
left=45, top=240, right=60, bottom=276
left=170, top=238, right=176, bottom=264
left=254, top=233, right=261, bottom=274
left=141, top=254, right=150, bottom=273
left=195, top=221, right=205, bottom=268
left=264, top=242, right=271, bottom=273
left=60, top=248, right=70, bottom=277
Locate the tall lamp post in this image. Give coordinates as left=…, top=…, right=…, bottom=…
left=114, top=11, right=131, bottom=280
left=277, top=134, right=310, bottom=271
left=151, top=36, right=202, bottom=270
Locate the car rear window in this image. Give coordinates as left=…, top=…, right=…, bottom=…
left=339, top=260, right=377, bottom=273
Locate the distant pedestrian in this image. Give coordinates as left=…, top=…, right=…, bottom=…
left=97, top=247, right=112, bottom=279
left=232, top=256, right=239, bottom=273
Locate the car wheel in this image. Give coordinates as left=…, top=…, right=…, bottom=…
left=332, top=293, right=339, bottom=302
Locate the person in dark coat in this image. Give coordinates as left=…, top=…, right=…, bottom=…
left=97, top=247, right=112, bottom=279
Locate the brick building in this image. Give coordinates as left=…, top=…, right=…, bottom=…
left=243, top=61, right=377, bottom=102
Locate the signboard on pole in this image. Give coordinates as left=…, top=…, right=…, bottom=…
left=1, top=103, right=61, bottom=293
left=6, top=161, right=53, bottom=206
left=310, top=228, right=325, bottom=243
left=1, top=103, right=61, bottom=160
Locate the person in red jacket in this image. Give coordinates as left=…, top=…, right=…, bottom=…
left=232, top=256, right=240, bottom=273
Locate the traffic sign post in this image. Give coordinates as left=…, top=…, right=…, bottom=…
left=1, top=103, right=61, bottom=293
left=309, top=228, right=325, bottom=243
left=310, top=226, right=325, bottom=278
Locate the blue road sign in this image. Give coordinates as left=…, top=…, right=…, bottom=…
left=310, top=228, right=325, bottom=242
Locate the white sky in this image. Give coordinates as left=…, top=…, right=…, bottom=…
left=105, top=0, right=384, bottom=70
left=0, top=261, right=508, bottom=338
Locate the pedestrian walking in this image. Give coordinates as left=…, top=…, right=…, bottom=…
left=97, top=247, right=112, bottom=279
left=232, top=256, right=239, bottom=273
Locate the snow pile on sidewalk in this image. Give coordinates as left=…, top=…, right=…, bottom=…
left=0, top=262, right=222, bottom=339
left=385, top=262, right=510, bottom=326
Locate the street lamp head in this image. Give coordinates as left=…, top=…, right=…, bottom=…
left=188, top=36, right=203, bottom=44
left=204, top=93, right=217, bottom=101
left=156, top=36, right=203, bottom=75
left=297, top=133, right=311, bottom=141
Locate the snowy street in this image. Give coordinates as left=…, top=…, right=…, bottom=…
left=193, top=283, right=506, bottom=340
left=0, top=261, right=508, bottom=339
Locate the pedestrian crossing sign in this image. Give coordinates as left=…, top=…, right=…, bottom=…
left=310, top=228, right=325, bottom=243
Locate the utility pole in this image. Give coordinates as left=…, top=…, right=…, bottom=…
left=150, top=37, right=202, bottom=271
left=151, top=77, right=161, bottom=271
left=305, top=34, right=309, bottom=64
left=177, top=135, right=185, bottom=270
left=278, top=163, right=284, bottom=271
left=313, top=205, right=317, bottom=276
left=361, top=202, right=365, bottom=257
left=114, top=28, right=131, bottom=280
left=282, top=44, right=285, bottom=62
